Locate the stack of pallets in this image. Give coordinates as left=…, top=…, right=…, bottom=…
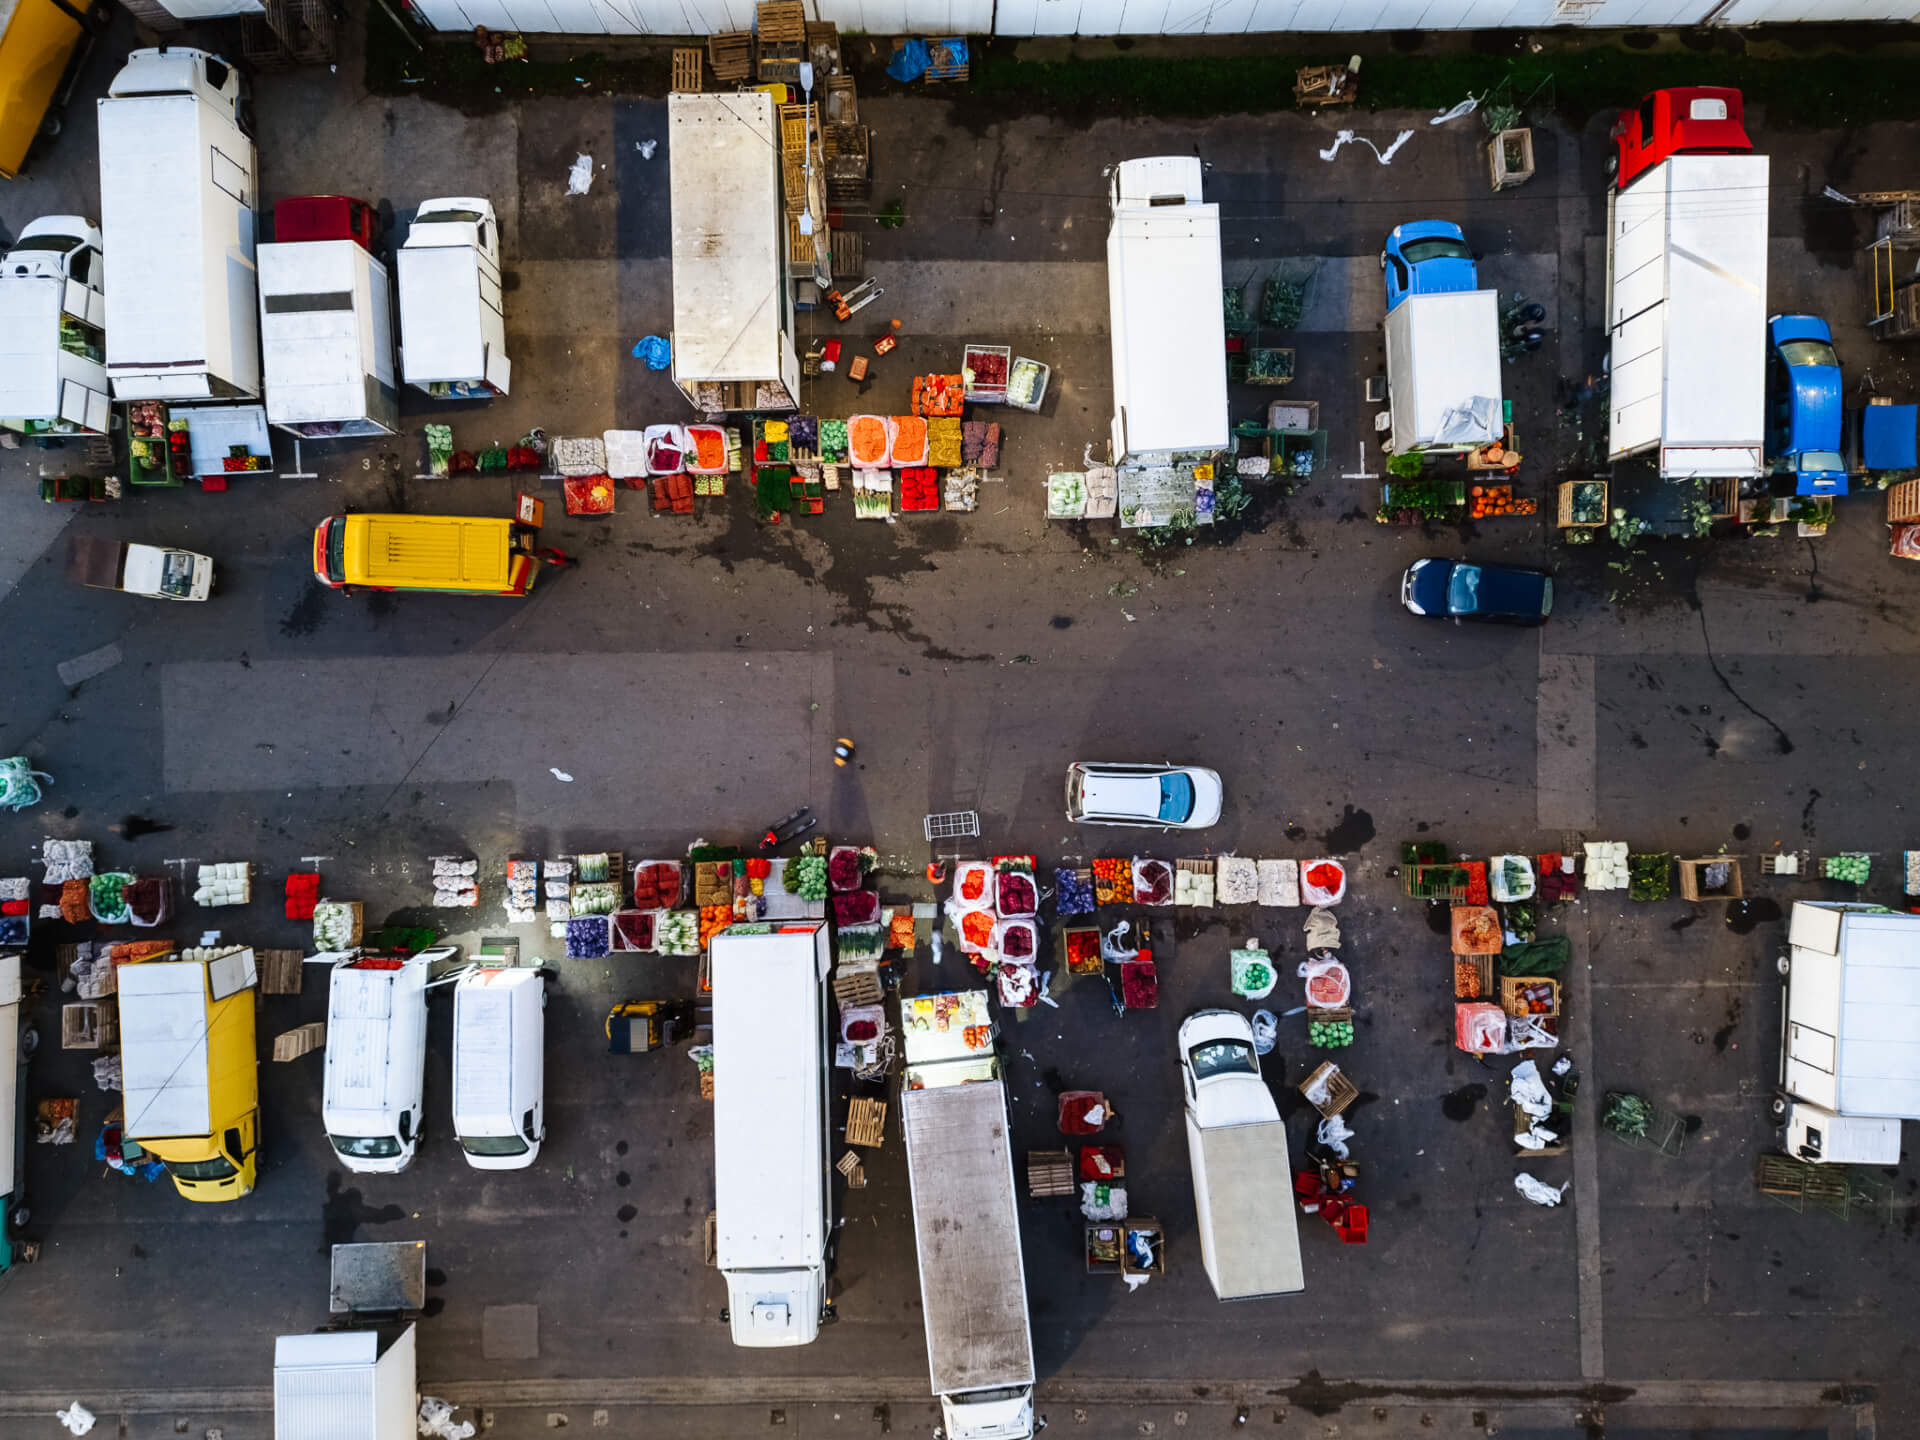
left=708, top=31, right=752, bottom=84
left=756, top=1, right=806, bottom=85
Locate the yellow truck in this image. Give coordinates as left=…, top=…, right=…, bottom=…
left=117, top=950, right=260, bottom=1201
left=0, top=0, right=101, bottom=182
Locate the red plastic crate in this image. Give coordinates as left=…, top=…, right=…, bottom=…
left=1337, top=1203, right=1369, bottom=1244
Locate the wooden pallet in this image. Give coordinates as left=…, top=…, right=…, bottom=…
left=756, top=2, right=806, bottom=83
left=832, top=961, right=883, bottom=1007
left=845, top=1096, right=887, bottom=1149
left=259, top=948, right=305, bottom=995
left=671, top=47, right=704, bottom=93
left=923, top=37, right=968, bottom=83
left=1027, top=1149, right=1074, bottom=1198
left=273, top=1021, right=325, bottom=1062
left=708, top=31, right=752, bottom=83
left=830, top=230, right=863, bottom=281
left=1294, top=63, right=1357, bottom=107
left=835, top=1150, right=867, bottom=1188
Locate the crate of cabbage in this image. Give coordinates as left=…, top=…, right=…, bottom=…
left=1557, top=479, right=1608, bottom=530
left=1308, top=1007, right=1354, bottom=1049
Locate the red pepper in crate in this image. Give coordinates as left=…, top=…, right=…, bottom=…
left=1461, top=860, right=1489, bottom=906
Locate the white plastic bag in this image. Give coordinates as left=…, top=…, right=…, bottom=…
left=1297, top=954, right=1350, bottom=1008
left=1508, top=1013, right=1559, bottom=1051
left=1508, top=1059, right=1552, bottom=1119
left=419, top=1397, right=476, bottom=1440
left=1316, top=1113, right=1355, bottom=1160
left=1299, top=861, right=1347, bottom=906
left=1100, top=919, right=1138, bottom=965
left=57, top=1404, right=95, bottom=1437
left=1080, top=1181, right=1128, bottom=1220
left=1514, top=1173, right=1568, bottom=1207
left=1249, top=1008, right=1278, bottom=1055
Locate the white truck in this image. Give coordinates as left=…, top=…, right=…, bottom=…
left=68, top=534, right=213, bottom=601
left=258, top=234, right=398, bottom=438
left=1383, top=288, right=1503, bottom=456
left=98, top=48, right=259, bottom=403
left=1, top=954, right=30, bottom=1265
left=1177, top=1010, right=1304, bottom=1301
left=1606, top=152, right=1769, bottom=479
left=900, top=991, right=1034, bottom=1440
left=711, top=921, right=832, bottom=1347
left=1774, top=902, right=1920, bottom=1165
left=322, top=957, right=429, bottom=1174
left=0, top=217, right=110, bottom=437
left=397, top=197, right=511, bottom=399
left=274, top=1327, right=416, bottom=1440
left=1106, top=156, right=1228, bottom=465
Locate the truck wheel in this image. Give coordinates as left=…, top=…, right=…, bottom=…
left=1604, top=153, right=1618, bottom=181
left=1768, top=1093, right=1788, bottom=1124
left=19, top=1025, right=37, bottom=1056
left=1775, top=953, right=1790, bottom=977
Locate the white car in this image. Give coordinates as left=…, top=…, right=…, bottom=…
left=1177, top=1010, right=1278, bottom=1126
left=1064, top=761, right=1223, bottom=830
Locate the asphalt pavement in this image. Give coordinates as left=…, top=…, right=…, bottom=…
left=0, top=18, right=1913, bottom=1440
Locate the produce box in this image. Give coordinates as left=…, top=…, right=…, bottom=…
left=1501, top=975, right=1561, bottom=1018
left=1046, top=472, right=1087, bottom=520
left=890, top=415, right=929, bottom=467
left=1453, top=954, right=1494, bottom=1000
left=1299, top=1060, right=1357, bottom=1118
left=911, top=373, right=966, bottom=417
left=1557, top=479, right=1608, bottom=529
left=313, top=900, right=363, bottom=949
left=927, top=417, right=963, bottom=468
left=1677, top=857, right=1743, bottom=902
left=1063, top=926, right=1103, bottom=975
left=1450, top=905, right=1502, bottom=955
left=609, top=910, right=656, bottom=952
left=1308, top=1007, right=1354, bottom=1048
left=693, top=861, right=731, bottom=908
left=899, top=467, right=940, bottom=511
left=961, top=344, right=1011, bottom=403
left=1006, top=356, right=1050, bottom=412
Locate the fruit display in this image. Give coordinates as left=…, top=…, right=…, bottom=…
left=1822, top=853, right=1871, bottom=885
left=1054, top=868, right=1095, bottom=916
left=1467, top=483, right=1535, bottom=519
left=1092, top=858, right=1133, bottom=905
left=1309, top=1016, right=1355, bottom=1047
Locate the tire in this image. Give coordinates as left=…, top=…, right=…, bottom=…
left=39, top=112, right=62, bottom=139
left=19, top=1025, right=37, bottom=1056
left=1776, top=953, right=1791, bottom=977
left=1604, top=152, right=1618, bottom=182
left=1768, top=1093, right=1788, bottom=1124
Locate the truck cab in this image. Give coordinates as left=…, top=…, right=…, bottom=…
left=273, top=195, right=378, bottom=250
left=107, top=46, right=245, bottom=127
left=1381, top=220, right=1476, bottom=314
left=0, top=216, right=108, bottom=437
left=1766, top=314, right=1846, bottom=496
left=1610, top=86, right=1751, bottom=192
left=4, top=216, right=103, bottom=289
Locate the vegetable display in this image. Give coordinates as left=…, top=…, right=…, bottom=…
left=1120, top=962, right=1157, bottom=1009
left=1454, top=958, right=1482, bottom=998
left=1627, top=853, right=1672, bottom=902
left=832, top=890, right=879, bottom=925
left=566, top=915, right=610, bottom=958
left=655, top=909, right=700, bottom=955
left=1054, top=868, right=1095, bottom=916
left=1132, top=859, right=1173, bottom=906
left=1601, top=1091, right=1653, bottom=1140
left=632, top=862, right=681, bottom=909
left=1309, top=1017, right=1354, bottom=1048
left=828, top=847, right=865, bottom=893
left=1064, top=929, right=1103, bottom=974
left=995, top=871, right=1037, bottom=917
left=791, top=855, right=828, bottom=902
left=1822, top=853, right=1871, bottom=884
left=960, top=910, right=995, bottom=948
left=849, top=416, right=889, bottom=466
left=891, top=415, right=928, bottom=466
left=1092, top=858, right=1133, bottom=905
left=89, top=872, right=133, bottom=923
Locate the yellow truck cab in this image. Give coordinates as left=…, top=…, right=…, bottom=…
left=116, top=950, right=260, bottom=1201
left=0, top=0, right=99, bottom=181
left=312, top=513, right=540, bottom=595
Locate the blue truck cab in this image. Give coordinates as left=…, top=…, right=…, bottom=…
left=1767, top=314, right=1846, bottom=496
left=1382, top=221, right=1477, bottom=313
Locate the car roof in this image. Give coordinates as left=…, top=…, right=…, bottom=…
left=1462, top=563, right=1548, bottom=616
left=1771, top=314, right=1832, bottom=345
left=1080, top=772, right=1161, bottom=818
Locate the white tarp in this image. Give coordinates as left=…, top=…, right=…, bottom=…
left=119, top=961, right=213, bottom=1139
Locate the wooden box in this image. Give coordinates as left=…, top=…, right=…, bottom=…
left=62, top=1002, right=115, bottom=1049
left=707, top=31, right=752, bottom=83
left=259, top=948, right=305, bottom=995
left=1887, top=479, right=1920, bottom=524
left=1500, top=976, right=1561, bottom=1020
left=1557, top=479, right=1608, bottom=529
left=272, top=1020, right=325, bottom=1062
left=1489, top=127, right=1535, bottom=190
left=1121, top=1218, right=1165, bottom=1276
left=845, top=1096, right=886, bottom=1148
left=1027, top=1149, right=1074, bottom=1198
left=1299, top=1060, right=1357, bottom=1119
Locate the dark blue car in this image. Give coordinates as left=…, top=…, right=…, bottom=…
left=1382, top=221, right=1478, bottom=314
left=1767, top=314, right=1846, bottom=496
left=1401, top=558, right=1552, bottom=626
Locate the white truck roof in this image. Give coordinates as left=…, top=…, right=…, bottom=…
left=1107, top=186, right=1228, bottom=457
left=259, top=240, right=394, bottom=427
left=1607, top=153, right=1768, bottom=475
left=0, top=955, right=20, bottom=1198
left=0, top=281, right=68, bottom=419
left=397, top=245, right=484, bottom=382
left=452, top=968, right=529, bottom=1119
left=712, top=925, right=826, bottom=1271
left=1787, top=905, right=1920, bottom=1117
left=98, top=76, right=258, bottom=401
left=669, top=92, right=787, bottom=386
left=323, top=963, right=422, bottom=1120
left=1385, top=289, right=1502, bottom=451
left=119, top=960, right=213, bottom=1138
left=273, top=1326, right=417, bottom=1440
left=1185, top=1111, right=1304, bottom=1300
left=902, top=1082, right=1034, bottom=1396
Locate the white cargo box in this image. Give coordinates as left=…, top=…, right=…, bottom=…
left=259, top=239, right=398, bottom=438
left=1385, top=289, right=1502, bottom=454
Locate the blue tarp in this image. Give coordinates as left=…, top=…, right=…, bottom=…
left=887, top=37, right=966, bottom=83
left=1864, top=403, right=1918, bottom=471
left=632, top=335, right=672, bottom=370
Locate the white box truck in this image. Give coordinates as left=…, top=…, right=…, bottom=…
left=711, top=921, right=832, bottom=1347
left=0, top=217, right=110, bottom=438
left=451, top=965, right=545, bottom=1170
left=1384, top=288, right=1503, bottom=456
left=259, top=237, right=398, bottom=438
left=323, top=957, right=429, bottom=1174
left=1774, top=903, right=1920, bottom=1165
left=397, top=197, right=511, bottom=400
left=1106, top=157, right=1228, bottom=465
left=1, top=954, right=31, bottom=1265
left=1606, top=153, right=1769, bottom=479
left=98, top=48, right=259, bottom=403
left=274, top=1326, right=416, bottom=1440
left=902, top=1070, right=1035, bottom=1440
left=1177, top=1010, right=1304, bottom=1300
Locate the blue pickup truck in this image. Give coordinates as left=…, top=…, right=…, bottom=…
left=1766, top=314, right=1846, bottom=496
left=1381, top=221, right=1477, bottom=313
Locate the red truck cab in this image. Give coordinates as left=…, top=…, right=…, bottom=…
left=1610, top=87, right=1751, bottom=191
left=272, top=195, right=379, bottom=250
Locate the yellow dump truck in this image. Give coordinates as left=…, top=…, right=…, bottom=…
left=0, top=0, right=101, bottom=182
left=117, top=950, right=260, bottom=1201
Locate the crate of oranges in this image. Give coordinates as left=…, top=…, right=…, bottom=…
left=1467, top=484, right=1536, bottom=520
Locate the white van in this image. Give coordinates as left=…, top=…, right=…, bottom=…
left=452, top=967, right=545, bottom=1169
left=322, top=958, right=430, bottom=1174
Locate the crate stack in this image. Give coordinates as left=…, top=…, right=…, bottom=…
left=755, top=1, right=806, bottom=85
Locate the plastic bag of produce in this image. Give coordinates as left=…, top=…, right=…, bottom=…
left=848, top=415, right=891, bottom=469
left=1257, top=859, right=1299, bottom=907
left=642, top=424, right=691, bottom=476
left=1298, top=954, right=1350, bottom=1007
left=1215, top=856, right=1259, bottom=905
left=991, top=917, right=1038, bottom=963
left=686, top=425, right=729, bottom=475
left=1230, top=944, right=1277, bottom=999
left=994, top=869, right=1037, bottom=918
left=951, top=861, right=992, bottom=912
left=1455, top=1001, right=1508, bottom=1054
left=1047, top=472, right=1087, bottom=519
left=1131, top=858, right=1174, bottom=906
left=954, top=905, right=997, bottom=956
left=997, top=963, right=1037, bottom=1008
left=1489, top=854, right=1536, bottom=903
left=1300, top=859, right=1347, bottom=906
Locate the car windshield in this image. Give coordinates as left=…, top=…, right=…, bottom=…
left=461, top=1134, right=531, bottom=1157
left=425, top=209, right=487, bottom=224
left=1189, top=1039, right=1259, bottom=1080
left=1446, top=564, right=1483, bottom=614
left=160, top=552, right=196, bottom=598
left=325, top=521, right=347, bottom=583
left=1401, top=236, right=1471, bottom=265
left=7, top=235, right=80, bottom=253
left=331, top=1134, right=402, bottom=1160
left=1157, top=773, right=1194, bottom=822
left=165, top=1154, right=237, bottom=1180
left=1779, top=339, right=1837, bottom=368
left=1799, top=451, right=1845, bottom=473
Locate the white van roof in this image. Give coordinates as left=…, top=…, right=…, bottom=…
left=453, top=967, right=537, bottom=1121
left=324, top=961, right=426, bottom=1120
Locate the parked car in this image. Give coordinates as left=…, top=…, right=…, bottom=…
left=1609, top=86, right=1750, bottom=191
left=1065, top=762, right=1223, bottom=830
left=1767, top=313, right=1846, bottom=496
left=1400, top=558, right=1552, bottom=626
left=1381, top=221, right=1477, bottom=314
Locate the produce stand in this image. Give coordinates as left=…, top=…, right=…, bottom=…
left=1377, top=478, right=1465, bottom=525
left=901, top=989, right=996, bottom=1089
left=127, top=402, right=187, bottom=487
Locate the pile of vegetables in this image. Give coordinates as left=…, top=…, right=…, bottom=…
left=1535, top=851, right=1578, bottom=902
left=849, top=416, right=890, bottom=466
left=960, top=910, right=995, bottom=949
left=1215, top=856, right=1259, bottom=905
left=571, top=881, right=619, bottom=915
left=1467, top=483, right=1536, bottom=519
left=698, top=905, right=732, bottom=948
left=632, top=862, right=681, bottom=908
left=832, top=890, right=879, bottom=925
left=565, top=915, right=610, bottom=959
left=1046, top=472, right=1087, bottom=519
left=577, top=853, right=613, bottom=883
left=1454, top=958, right=1482, bottom=998
left=836, top=924, right=884, bottom=962
left=819, top=419, right=849, bottom=464
left=312, top=900, right=359, bottom=949
left=1822, top=853, right=1871, bottom=884
left=1601, top=1091, right=1653, bottom=1141
left=996, top=870, right=1037, bottom=917
left=1054, top=868, right=1095, bottom=916
left=1064, top=929, right=1102, bottom=974
left=612, top=911, right=654, bottom=951
left=954, top=862, right=991, bottom=908
left=828, top=847, right=866, bottom=892
left=1092, top=858, right=1133, bottom=905
left=997, top=920, right=1036, bottom=960
left=655, top=910, right=700, bottom=955
left=89, top=872, right=133, bottom=924
left=1627, top=852, right=1672, bottom=902
left=787, top=855, right=828, bottom=902
left=1308, top=1016, right=1354, bottom=1048
left=1566, top=481, right=1607, bottom=525
left=1120, top=962, right=1157, bottom=1009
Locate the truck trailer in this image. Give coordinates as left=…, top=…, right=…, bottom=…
left=258, top=234, right=399, bottom=438
left=0, top=217, right=109, bottom=437
left=98, top=48, right=260, bottom=403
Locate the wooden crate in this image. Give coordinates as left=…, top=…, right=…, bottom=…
left=62, top=1002, right=115, bottom=1049
left=1513, top=1102, right=1567, bottom=1157
left=755, top=0, right=805, bottom=41
left=1028, top=1149, right=1074, bottom=1198
left=845, top=1096, right=886, bottom=1148
left=823, top=73, right=858, bottom=124
left=1557, top=479, right=1608, bottom=529
left=1500, top=976, right=1561, bottom=1020
left=923, top=37, right=969, bottom=83
left=707, top=31, right=752, bottom=83
left=259, top=948, right=305, bottom=995
left=1120, top=1218, right=1165, bottom=1277
left=671, top=47, right=703, bottom=93
left=832, top=960, right=882, bottom=1007
left=834, top=1150, right=867, bottom=1188
left=1299, top=1061, right=1357, bottom=1118
left=1293, top=63, right=1356, bottom=107
left=1888, top=479, right=1920, bottom=524
left=1488, top=127, right=1535, bottom=191
left=1677, top=856, right=1744, bottom=902
left=1084, top=1223, right=1124, bottom=1274
left=272, top=1020, right=325, bottom=1062
left=787, top=216, right=824, bottom=276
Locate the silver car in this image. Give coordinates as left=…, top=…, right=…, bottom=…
left=1064, top=762, right=1224, bottom=830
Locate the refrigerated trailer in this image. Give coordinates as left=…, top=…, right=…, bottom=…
left=397, top=197, right=511, bottom=400
left=98, top=48, right=260, bottom=403
left=258, top=237, right=398, bottom=438
left=1606, top=152, right=1770, bottom=479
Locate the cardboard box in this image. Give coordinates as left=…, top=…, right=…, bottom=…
left=1677, top=856, right=1744, bottom=902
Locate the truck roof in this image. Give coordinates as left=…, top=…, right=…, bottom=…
left=259, top=239, right=392, bottom=426
left=1186, top=1113, right=1304, bottom=1299
left=0, top=280, right=68, bottom=419
left=119, top=960, right=215, bottom=1138
left=902, top=1082, right=1034, bottom=1394
left=1790, top=907, right=1920, bottom=1117
left=324, top=962, right=424, bottom=1120
left=1385, top=289, right=1502, bottom=450
left=1108, top=199, right=1228, bottom=455
left=397, top=245, right=486, bottom=382
left=452, top=969, right=530, bottom=1121
left=712, top=926, right=826, bottom=1271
